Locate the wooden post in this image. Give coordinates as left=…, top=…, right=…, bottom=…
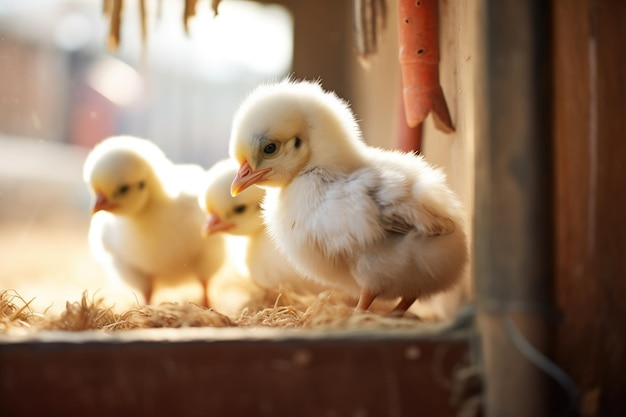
left=474, top=1, right=553, bottom=416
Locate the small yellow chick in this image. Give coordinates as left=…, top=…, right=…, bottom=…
left=83, top=136, right=225, bottom=306
left=199, top=158, right=325, bottom=295
left=228, top=80, right=468, bottom=315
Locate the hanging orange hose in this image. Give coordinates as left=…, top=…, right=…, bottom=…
left=398, top=0, right=454, bottom=133
left=396, top=81, right=423, bottom=153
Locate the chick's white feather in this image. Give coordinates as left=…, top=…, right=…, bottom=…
left=84, top=136, right=225, bottom=305
left=200, top=159, right=325, bottom=294
left=230, top=80, right=468, bottom=312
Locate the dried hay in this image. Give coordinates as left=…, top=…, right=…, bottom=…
left=103, top=0, right=223, bottom=51
left=0, top=286, right=427, bottom=335
left=0, top=290, right=44, bottom=332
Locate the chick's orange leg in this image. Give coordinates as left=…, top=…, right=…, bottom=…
left=355, top=288, right=380, bottom=312
left=143, top=279, right=154, bottom=305
left=199, top=279, right=210, bottom=308
left=390, top=296, right=417, bottom=317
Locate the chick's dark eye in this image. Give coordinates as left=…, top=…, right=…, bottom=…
left=233, top=204, right=247, bottom=214
left=263, top=143, right=277, bottom=155
left=118, top=184, right=130, bottom=195
left=138, top=181, right=145, bottom=190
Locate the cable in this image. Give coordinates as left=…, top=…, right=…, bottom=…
left=502, top=316, right=580, bottom=415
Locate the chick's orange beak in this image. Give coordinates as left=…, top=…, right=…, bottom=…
left=230, top=160, right=271, bottom=196
left=202, top=212, right=234, bottom=236
left=91, top=191, right=118, bottom=214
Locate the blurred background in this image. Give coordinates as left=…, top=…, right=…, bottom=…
left=0, top=0, right=473, bottom=316
left=0, top=0, right=296, bottom=312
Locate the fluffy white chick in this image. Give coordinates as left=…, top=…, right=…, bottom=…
left=84, top=136, right=225, bottom=306
left=229, top=80, right=468, bottom=315
left=199, top=158, right=325, bottom=295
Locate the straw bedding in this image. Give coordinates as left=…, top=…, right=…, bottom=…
left=0, top=287, right=429, bottom=336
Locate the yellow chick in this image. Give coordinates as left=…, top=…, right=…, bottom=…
left=83, top=136, right=225, bottom=306
left=199, top=158, right=326, bottom=295
left=228, top=80, right=468, bottom=315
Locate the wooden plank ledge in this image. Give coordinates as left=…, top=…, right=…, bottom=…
left=0, top=327, right=470, bottom=417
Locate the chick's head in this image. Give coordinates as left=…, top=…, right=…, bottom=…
left=229, top=79, right=365, bottom=196
left=83, top=136, right=168, bottom=216
left=200, top=159, right=265, bottom=237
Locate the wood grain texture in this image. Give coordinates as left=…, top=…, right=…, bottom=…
left=553, top=0, right=626, bottom=414
left=0, top=333, right=468, bottom=417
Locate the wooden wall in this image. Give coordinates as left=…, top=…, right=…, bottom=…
left=349, top=0, right=477, bottom=318
left=553, top=0, right=626, bottom=415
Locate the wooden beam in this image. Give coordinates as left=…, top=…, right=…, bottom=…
left=278, top=0, right=354, bottom=101
left=474, top=0, right=553, bottom=416
left=0, top=328, right=469, bottom=417
left=553, top=0, right=626, bottom=414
